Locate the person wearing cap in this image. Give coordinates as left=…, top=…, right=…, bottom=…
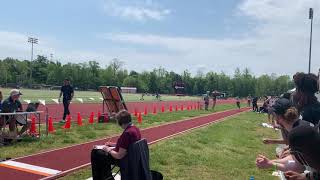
left=1, top=89, right=31, bottom=138
left=58, top=79, right=74, bottom=123
left=256, top=98, right=314, bottom=173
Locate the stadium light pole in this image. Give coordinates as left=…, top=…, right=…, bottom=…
left=28, top=37, right=38, bottom=85
left=308, top=8, right=313, bottom=74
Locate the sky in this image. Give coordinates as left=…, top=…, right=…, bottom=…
left=0, top=0, right=320, bottom=76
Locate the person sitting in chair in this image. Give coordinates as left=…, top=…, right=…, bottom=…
left=91, top=110, right=141, bottom=180
left=1, top=89, right=31, bottom=139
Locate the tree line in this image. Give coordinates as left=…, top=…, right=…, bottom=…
left=0, top=56, right=294, bottom=97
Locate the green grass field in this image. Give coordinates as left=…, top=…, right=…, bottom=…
left=0, top=88, right=200, bottom=104
left=0, top=104, right=241, bottom=159
left=61, top=112, right=279, bottom=180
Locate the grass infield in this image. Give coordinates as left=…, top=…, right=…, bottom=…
left=1, top=104, right=242, bottom=159
left=0, top=88, right=200, bottom=104
left=61, top=112, right=278, bottom=180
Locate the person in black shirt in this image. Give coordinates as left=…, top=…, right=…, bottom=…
left=59, top=79, right=74, bottom=123
left=252, top=96, right=258, bottom=112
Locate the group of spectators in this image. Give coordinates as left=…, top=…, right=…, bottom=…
left=255, top=72, right=320, bottom=180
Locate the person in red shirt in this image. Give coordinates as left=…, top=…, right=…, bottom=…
left=91, top=110, right=141, bottom=180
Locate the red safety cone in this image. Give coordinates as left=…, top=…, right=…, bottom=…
left=89, top=112, right=94, bottom=124
left=181, top=104, right=184, bottom=111
left=175, top=105, right=178, bottom=111
left=138, top=113, right=142, bottom=124
left=153, top=106, right=157, bottom=114
left=161, top=106, right=165, bottom=113
left=48, top=116, right=55, bottom=133
left=77, top=112, right=83, bottom=126
left=30, top=115, right=37, bottom=134
left=134, top=108, right=138, bottom=117
left=144, top=107, right=148, bottom=116
left=169, top=105, right=172, bottom=112
left=64, top=115, right=71, bottom=129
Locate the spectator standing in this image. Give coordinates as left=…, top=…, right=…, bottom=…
left=252, top=96, right=258, bottom=112
left=59, top=79, right=74, bottom=123
left=247, top=95, right=252, bottom=107
left=204, top=92, right=210, bottom=111
left=212, top=94, right=217, bottom=110
left=236, top=97, right=241, bottom=109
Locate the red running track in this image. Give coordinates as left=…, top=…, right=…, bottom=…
left=0, top=107, right=250, bottom=180
left=22, top=99, right=240, bottom=123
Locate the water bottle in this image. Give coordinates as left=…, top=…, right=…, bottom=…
left=249, top=176, right=254, bottom=180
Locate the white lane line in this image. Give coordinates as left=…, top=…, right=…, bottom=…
left=0, top=160, right=61, bottom=176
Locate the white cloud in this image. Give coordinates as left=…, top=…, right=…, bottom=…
left=103, top=0, right=171, bottom=21
left=2, top=0, right=320, bottom=77
left=99, top=0, right=320, bottom=76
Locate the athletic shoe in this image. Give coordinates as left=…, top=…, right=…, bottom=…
left=59, top=120, right=66, bottom=123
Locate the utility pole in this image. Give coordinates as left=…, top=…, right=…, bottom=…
left=308, top=8, right=313, bottom=74
left=28, top=37, right=38, bottom=86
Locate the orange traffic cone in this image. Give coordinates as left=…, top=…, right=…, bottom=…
left=138, top=113, right=142, bottom=124
left=175, top=105, right=178, bottom=111
left=134, top=108, right=138, bottom=117
left=144, top=107, right=148, bottom=115
left=153, top=106, right=157, bottom=114
left=161, top=106, right=165, bottom=113
left=169, top=105, right=172, bottom=112
left=64, top=115, right=71, bottom=129
left=30, top=115, right=37, bottom=134
left=89, top=112, right=94, bottom=124
left=77, top=112, right=83, bottom=126
left=181, top=104, right=184, bottom=111
left=48, top=116, right=55, bottom=133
